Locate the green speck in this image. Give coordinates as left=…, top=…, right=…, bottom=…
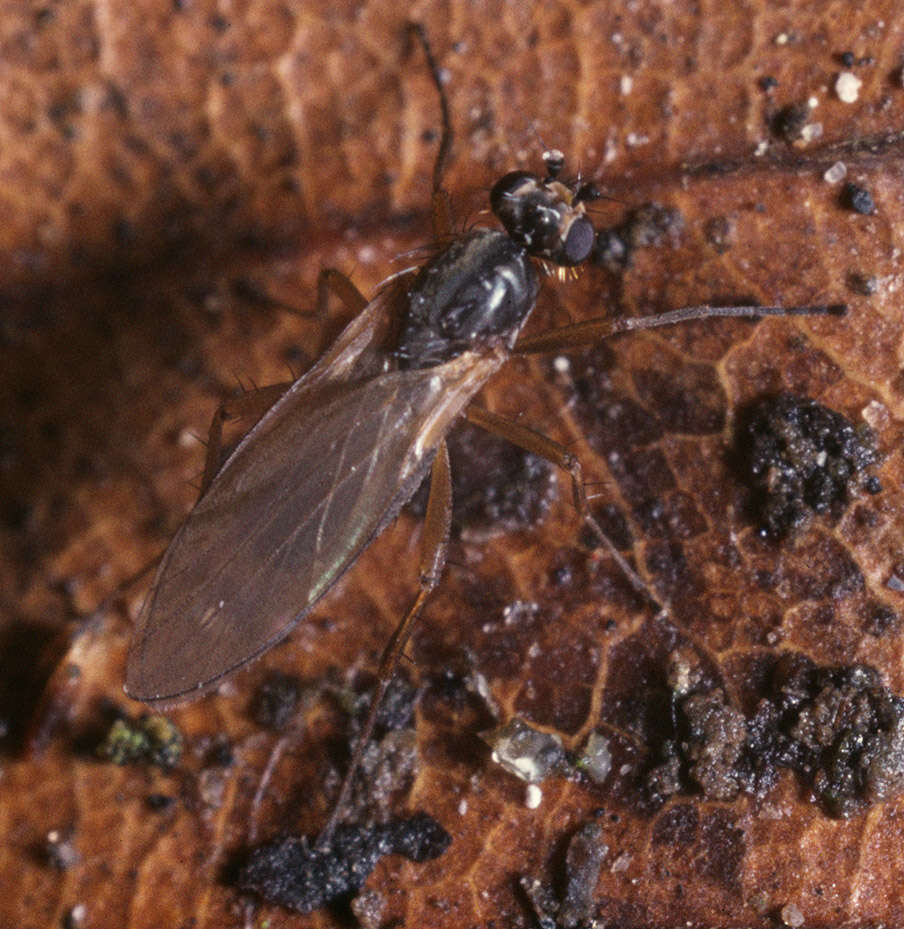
left=98, top=714, right=183, bottom=768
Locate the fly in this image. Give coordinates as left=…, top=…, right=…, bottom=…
left=124, top=24, right=845, bottom=850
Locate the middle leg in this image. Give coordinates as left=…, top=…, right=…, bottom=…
left=465, top=405, right=668, bottom=618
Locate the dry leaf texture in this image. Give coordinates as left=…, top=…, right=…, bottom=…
left=3, top=1, right=904, bottom=927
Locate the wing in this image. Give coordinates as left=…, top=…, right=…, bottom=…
left=125, top=346, right=505, bottom=704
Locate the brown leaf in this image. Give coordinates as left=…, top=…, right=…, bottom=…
left=4, top=2, right=904, bottom=927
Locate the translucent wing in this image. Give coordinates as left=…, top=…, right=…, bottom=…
left=125, top=342, right=504, bottom=704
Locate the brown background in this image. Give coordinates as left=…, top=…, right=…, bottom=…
left=3, top=0, right=904, bottom=926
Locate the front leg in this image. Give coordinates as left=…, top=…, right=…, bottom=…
left=200, top=383, right=293, bottom=497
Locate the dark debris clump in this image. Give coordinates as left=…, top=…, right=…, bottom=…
left=521, top=822, right=608, bottom=929
left=764, top=655, right=904, bottom=817
left=646, top=687, right=761, bottom=804
left=250, top=670, right=303, bottom=730
left=645, top=650, right=904, bottom=818
left=237, top=813, right=451, bottom=914
left=738, top=392, right=879, bottom=538
left=841, top=182, right=876, bottom=215
left=771, top=101, right=812, bottom=142
left=594, top=201, right=684, bottom=271
left=682, top=691, right=749, bottom=800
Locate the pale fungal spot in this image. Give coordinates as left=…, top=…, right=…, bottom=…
left=835, top=71, right=863, bottom=103
left=553, top=355, right=570, bottom=373
left=525, top=783, right=543, bottom=809
left=620, top=74, right=633, bottom=95
left=512, top=755, right=542, bottom=781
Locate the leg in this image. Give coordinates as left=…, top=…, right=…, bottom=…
left=316, top=439, right=453, bottom=847
left=514, top=302, right=846, bottom=355
left=465, top=405, right=667, bottom=616
left=202, top=267, right=373, bottom=495
left=231, top=277, right=318, bottom=319
left=232, top=266, right=368, bottom=323
left=315, top=267, right=369, bottom=320
left=200, top=384, right=292, bottom=496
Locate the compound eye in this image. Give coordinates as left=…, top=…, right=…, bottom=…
left=562, top=216, right=594, bottom=265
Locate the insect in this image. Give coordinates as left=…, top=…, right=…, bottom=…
left=124, top=24, right=844, bottom=845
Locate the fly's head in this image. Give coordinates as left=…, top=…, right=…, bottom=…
left=490, top=150, right=599, bottom=270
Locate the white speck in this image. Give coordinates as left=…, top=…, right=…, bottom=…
left=65, top=903, right=88, bottom=929
left=836, top=71, right=862, bottom=103
left=429, top=375, right=442, bottom=392
left=484, top=266, right=520, bottom=315
left=458, top=798, right=468, bottom=815
left=620, top=74, right=633, bottom=96
left=823, top=161, right=847, bottom=184
left=625, top=132, right=649, bottom=147
left=553, top=355, right=570, bottom=373
left=580, top=731, right=613, bottom=784
left=357, top=245, right=378, bottom=264
left=862, top=399, right=888, bottom=430
left=611, top=851, right=632, bottom=872
left=887, top=573, right=904, bottom=593
left=754, top=139, right=769, bottom=156
left=619, top=763, right=632, bottom=776
left=808, top=95, right=820, bottom=109
left=525, top=784, right=543, bottom=808
left=775, top=32, right=789, bottom=45
left=502, top=600, right=538, bottom=625
left=800, top=121, right=823, bottom=143
left=781, top=902, right=805, bottom=927
left=816, top=451, right=827, bottom=467
left=178, top=428, right=198, bottom=448
left=218, top=600, right=224, bottom=609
